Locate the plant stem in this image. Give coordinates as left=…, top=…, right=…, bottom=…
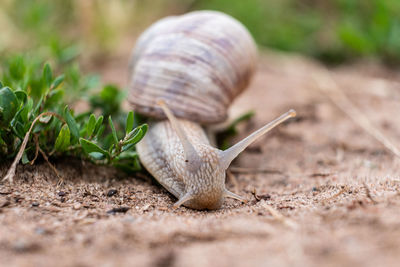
left=2, top=112, right=64, bottom=183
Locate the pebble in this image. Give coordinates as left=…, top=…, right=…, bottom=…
left=107, top=189, right=118, bottom=197
left=107, top=207, right=130, bottom=214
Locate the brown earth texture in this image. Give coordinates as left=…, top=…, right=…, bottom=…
left=1, top=51, right=400, bottom=267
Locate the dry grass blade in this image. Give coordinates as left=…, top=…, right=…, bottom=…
left=38, top=147, right=63, bottom=183
left=312, top=69, right=400, bottom=158
left=29, top=134, right=40, bottom=165
left=322, top=185, right=347, bottom=204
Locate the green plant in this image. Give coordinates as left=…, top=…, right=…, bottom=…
left=0, top=55, right=147, bottom=182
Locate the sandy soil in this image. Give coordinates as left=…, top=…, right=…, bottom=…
left=1, top=52, right=400, bottom=267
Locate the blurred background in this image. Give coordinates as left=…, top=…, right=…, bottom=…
left=1, top=0, right=400, bottom=74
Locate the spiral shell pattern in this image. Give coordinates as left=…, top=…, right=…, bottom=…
left=128, top=10, right=257, bottom=124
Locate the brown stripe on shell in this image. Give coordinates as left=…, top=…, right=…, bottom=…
left=138, top=34, right=235, bottom=105
left=139, top=50, right=230, bottom=106
left=130, top=58, right=226, bottom=116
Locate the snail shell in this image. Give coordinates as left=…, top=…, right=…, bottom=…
left=128, top=10, right=257, bottom=124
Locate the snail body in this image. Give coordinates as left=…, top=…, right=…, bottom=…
left=137, top=118, right=225, bottom=210
left=129, top=11, right=296, bottom=210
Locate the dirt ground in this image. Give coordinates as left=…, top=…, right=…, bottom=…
left=2, top=51, right=400, bottom=267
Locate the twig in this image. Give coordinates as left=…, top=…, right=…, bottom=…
left=252, top=188, right=271, bottom=202
left=252, top=188, right=261, bottom=201
left=38, top=147, right=63, bottom=184
left=262, top=202, right=298, bottom=230
left=312, top=69, right=400, bottom=158
left=29, top=134, right=40, bottom=165
left=2, top=112, right=63, bottom=183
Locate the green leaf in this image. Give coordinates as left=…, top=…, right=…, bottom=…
left=108, top=116, right=118, bottom=145
left=33, top=96, right=44, bottom=114
left=80, top=138, right=109, bottom=159
left=12, top=121, right=25, bottom=139
left=0, top=81, right=3, bottom=88
left=121, top=143, right=135, bottom=153
left=54, top=124, right=70, bottom=152
left=14, top=91, right=27, bottom=104
left=22, top=151, right=29, bottom=164
left=125, top=111, right=134, bottom=134
left=86, top=114, right=96, bottom=137
left=63, top=106, right=79, bottom=140
left=43, top=63, right=53, bottom=88
left=96, top=124, right=105, bottom=138
left=51, top=74, right=64, bottom=89
left=123, top=124, right=148, bottom=146
left=0, top=87, right=19, bottom=127
left=19, top=98, right=33, bottom=123
left=141, top=123, right=148, bottom=135
left=93, top=116, right=103, bottom=136
left=100, top=85, right=119, bottom=101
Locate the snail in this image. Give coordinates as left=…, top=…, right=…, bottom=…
left=128, top=11, right=296, bottom=210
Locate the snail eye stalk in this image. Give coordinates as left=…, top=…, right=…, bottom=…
left=219, top=110, right=296, bottom=170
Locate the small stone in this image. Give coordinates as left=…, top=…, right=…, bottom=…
left=31, top=202, right=40, bottom=207
left=73, top=203, right=81, bottom=210
left=58, top=191, right=66, bottom=197
left=107, top=189, right=118, bottom=197
left=14, top=196, right=24, bottom=203
left=142, top=203, right=152, bottom=211
left=107, top=207, right=130, bottom=215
